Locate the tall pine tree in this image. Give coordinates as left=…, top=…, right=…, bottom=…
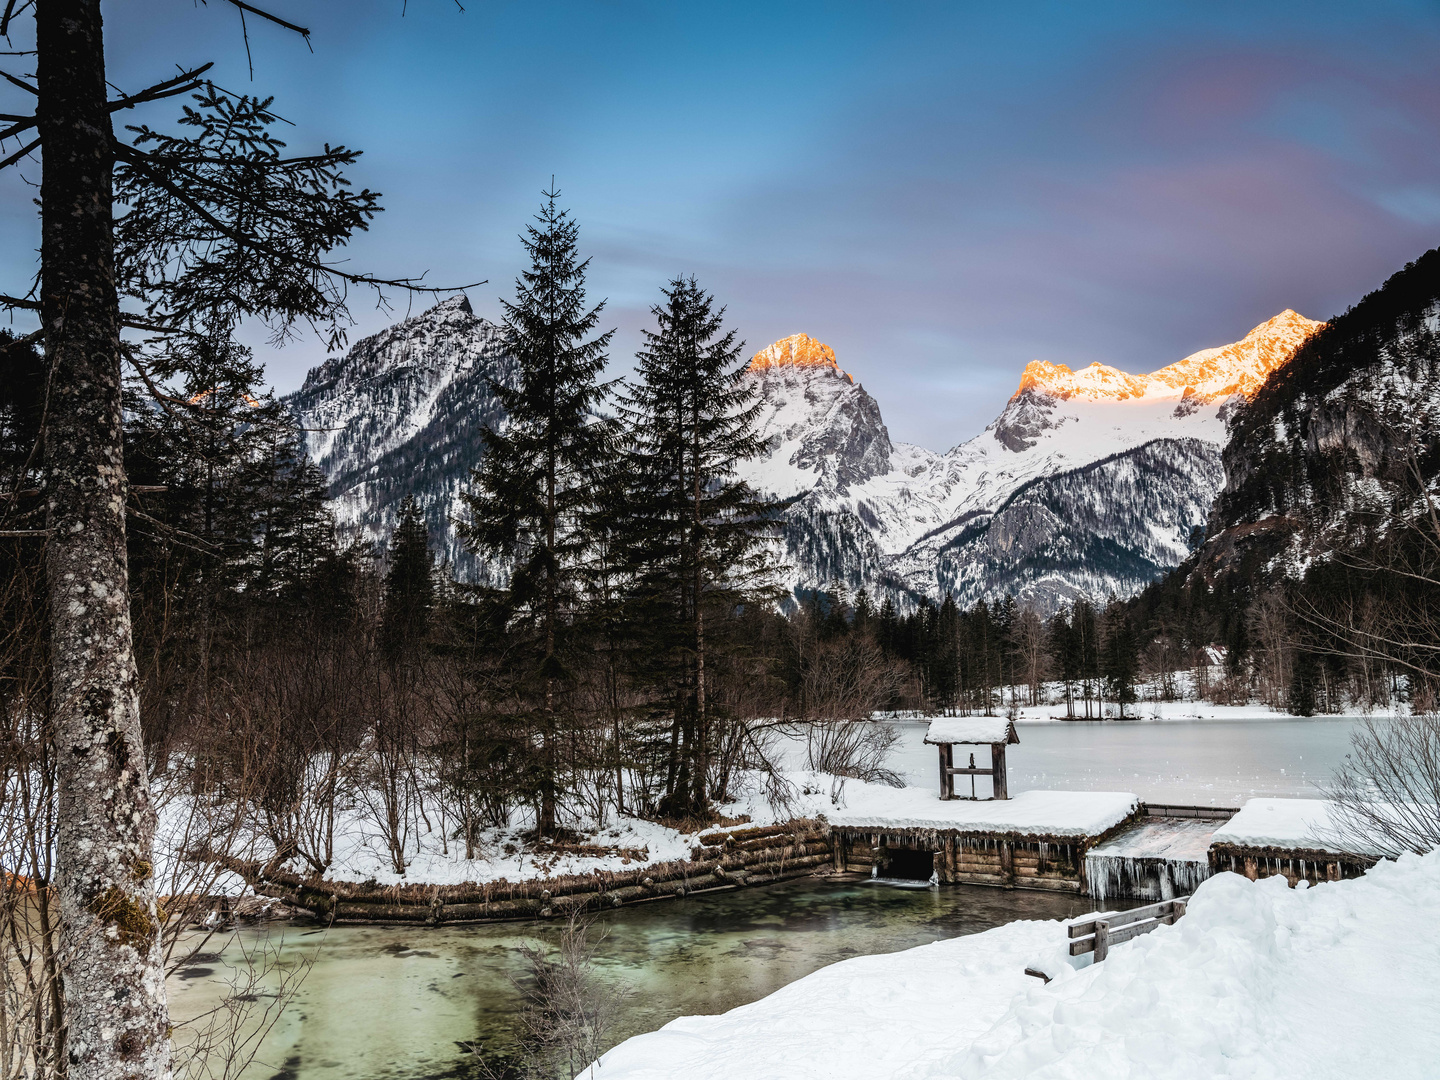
left=461, top=189, right=614, bottom=835
left=618, top=276, right=774, bottom=817
left=382, top=497, right=434, bottom=659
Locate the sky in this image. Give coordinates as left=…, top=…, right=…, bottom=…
left=4, top=0, right=1440, bottom=450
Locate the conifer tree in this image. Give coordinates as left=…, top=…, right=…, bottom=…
left=618, top=275, right=773, bottom=817
left=931, top=595, right=961, bottom=712
left=1048, top=608, right=1078, bottom=717
left=461, top=189, right=614, bottom=835
left=1101, top=599, right=1139, bottom=717
left=382, top=497, right=435, bottom=658
left=1072, top=598, right=1101, bottom=717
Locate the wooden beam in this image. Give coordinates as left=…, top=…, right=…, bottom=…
left=1067, top=896, right=1190, bottom=937
left=938, top=744, right=954, bottom=800
left=992, top=742, right=1009, bottom=800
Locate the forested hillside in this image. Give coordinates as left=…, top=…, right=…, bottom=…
left=1128, top=247, right=1440, bottom=712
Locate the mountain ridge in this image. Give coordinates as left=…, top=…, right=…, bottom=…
left=285, top=299, right=1321, bottom=613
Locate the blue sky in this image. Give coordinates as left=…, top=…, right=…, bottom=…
left=5, top=1, right=1440, bottom=449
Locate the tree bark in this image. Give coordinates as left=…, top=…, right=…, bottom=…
left=38, top=2, right=172, bottom=1077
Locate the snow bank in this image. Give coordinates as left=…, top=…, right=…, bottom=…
left=925, top=717, right=1017, bottom=744
left=954, top=853, right=1440, bottom=1078
left=583, top=919, right=1062, bottom=1080
left=828, top=788, right=1139, bottom=838
left=1209, top=797, right=1383, bottom=855
left=586, top=851, right=1440, bottom=1080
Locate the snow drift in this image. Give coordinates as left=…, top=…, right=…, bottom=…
left=585, top=849, right=1440, bottom=1080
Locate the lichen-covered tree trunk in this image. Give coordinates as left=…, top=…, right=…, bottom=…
left=37, top=2, right=172, bottom=1077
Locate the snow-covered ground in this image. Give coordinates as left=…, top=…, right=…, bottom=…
left=932, top=669, right=1411, bottom=723
left=829, top=788, right=1137, bottom=837
left=585, top=850, right=1440, bottom=1080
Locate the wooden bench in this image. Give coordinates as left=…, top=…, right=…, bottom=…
left=1067, top=896, right=1189, bottom=961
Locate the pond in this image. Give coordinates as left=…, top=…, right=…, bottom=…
left=167, top=878, right=1121, bottom=1080
left=171, top=714, right=1361, bottom=1078
left=886, top=715, right=1365, bottom=804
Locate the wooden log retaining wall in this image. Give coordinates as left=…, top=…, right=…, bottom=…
left=831, top=810, right=1142, bottom=895
left=1208, top=843, right=1377, bottom=889
left=224, top=821, right=833, bottom=924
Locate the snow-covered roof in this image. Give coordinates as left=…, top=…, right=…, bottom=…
left=924, top=716, right=1018, bottom=745
left=829, top=788, right=1138, bottom=838
left=1209, top=798, right=1387, bottom=857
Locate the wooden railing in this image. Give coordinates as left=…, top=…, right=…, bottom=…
left=1067, top=896, right=1189, bottom=961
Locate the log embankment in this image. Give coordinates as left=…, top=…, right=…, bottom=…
left=216, top=820, right=833, bottom=924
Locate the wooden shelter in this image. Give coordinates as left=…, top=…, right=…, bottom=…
left=925, top=716, right=1019, bottom=800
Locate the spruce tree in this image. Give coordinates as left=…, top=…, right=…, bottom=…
left=1048, top=608, right=1077, bottom=717
left=618, top=275, right=773, bottom=817
left=461, top=189, right=614, bottom=835
left=382, top=497, right=435, bottom=659
left=1101, top=599, right=1139, bottom=717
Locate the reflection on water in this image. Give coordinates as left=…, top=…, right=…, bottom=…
left=168, top=878, right=1121, bottom=1080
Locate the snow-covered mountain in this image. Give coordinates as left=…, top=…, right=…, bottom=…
left=1195, top=251, right=1440, bottom=590
left=284, top=294, right=516, bottom=578
left=284, top=297, right=1320, bottom=613
left=736, top=311, right=1321, bottom=611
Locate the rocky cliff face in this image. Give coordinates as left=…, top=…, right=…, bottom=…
left=1197, top=252, right=1440, bottom=585
left=736, top=314, right=1319, bottom=612
left=284, top=294, right=516, bottom=578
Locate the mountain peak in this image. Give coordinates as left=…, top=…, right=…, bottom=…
left=1011, top=310, right=1323, bottom=405
left=748, top=333, right=853, bottom=382
left=429, top=293, right=475, bottom=317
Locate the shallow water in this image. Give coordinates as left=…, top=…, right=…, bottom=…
left=168, top=878, right=1120, bottom=1080
left=888, top=715, right=1364, bottom=803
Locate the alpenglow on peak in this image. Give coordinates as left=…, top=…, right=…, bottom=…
left=748, top=333, right=854, bottom=382
left=1011, top=309, right=1323, bottom=405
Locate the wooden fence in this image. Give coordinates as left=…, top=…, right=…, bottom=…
left=1067, top=896, right=1189, bottom=961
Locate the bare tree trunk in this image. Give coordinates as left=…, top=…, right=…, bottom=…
left=38, top=2, right=171, bottom=1077
left=692, top=412, right=707, bottom=812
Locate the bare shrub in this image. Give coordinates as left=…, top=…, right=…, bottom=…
left=804, top=721, right=902, bottom=788
left=1322, top=715, right=1440, bottom=857
left=797, top=635, right=906, bottom=722
left=486, top=913, right=627, bottom=1080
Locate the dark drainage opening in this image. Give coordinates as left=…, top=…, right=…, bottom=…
left=879, top=846, right=936, bottom=881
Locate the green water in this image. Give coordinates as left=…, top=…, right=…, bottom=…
left=168, top=877, right=1120, bottom=1079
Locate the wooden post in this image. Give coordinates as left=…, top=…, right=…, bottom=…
left=1000, top=841, right=1015, bottom=888
left=991, top=742, right=1008, bottom=800
left=832, top=833, right=845, bottom=872
left=939, top=743, right=954, bottom=800
left=1243, top=856, right=1258, bottom=881
left=1093, top=918, right=1110, bottom=962
left=944, top=835, right=957, bottom=883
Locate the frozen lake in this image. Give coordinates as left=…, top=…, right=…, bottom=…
left=886, top=715, right=1364, bottom=805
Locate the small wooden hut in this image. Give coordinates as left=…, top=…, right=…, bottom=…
left=926, top=716, right=1019, bottom=800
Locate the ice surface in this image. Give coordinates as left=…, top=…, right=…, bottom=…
left=1087, top=817, right=1221, bottom=862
